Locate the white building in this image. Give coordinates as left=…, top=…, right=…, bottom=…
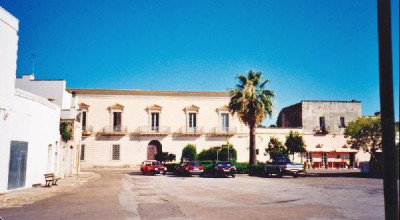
left=0, top=7, right=61, bottom=192
left=16, top=75, right=82, bottom=177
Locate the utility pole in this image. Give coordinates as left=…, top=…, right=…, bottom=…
left=377, top=0, right=399, bottom=219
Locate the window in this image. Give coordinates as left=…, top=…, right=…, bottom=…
left=319, top=117, right=326, bottom=132
left=256, top=149, right=259, bottom=155
left=82, top=112, right=87, bottom=131
left=188, top=113, right=197, bottom=131
left=113, top=112, right=121, bottom=131
left=306, top=153, right=313, bottom=163
left=221, top=113, right=229, bottom=131
left=151, top=113, right=159, bottom=131
left=112, top=145, right=120, bottom=160
left=80, top=145, right=85, bottom=161
left=336, top=155, right=340, bottom=159
left=340, top=117, right=346, bottom=127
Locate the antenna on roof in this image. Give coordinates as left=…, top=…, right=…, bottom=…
left=31, top=53, right=35, bottom=74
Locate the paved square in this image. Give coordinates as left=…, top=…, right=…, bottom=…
left=0, top=170, right=384, bottom=220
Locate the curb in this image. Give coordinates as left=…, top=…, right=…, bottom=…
left=0, top=172, right=100, bottom=209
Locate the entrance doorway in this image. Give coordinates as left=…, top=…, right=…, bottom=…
left=147, top=140, right=162, bottom=160
left=321, top=153, right=327, bottom=168
left=349, top=153, right=355, bottom=168
left=8, top=141, right=28, bottom=190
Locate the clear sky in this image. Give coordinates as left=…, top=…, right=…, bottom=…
left=1, top=0, right=398, bottom=126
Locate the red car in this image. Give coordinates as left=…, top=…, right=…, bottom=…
left=176, top=161, right=204, bottom=176
left=140, top=160, right=167, bottom=175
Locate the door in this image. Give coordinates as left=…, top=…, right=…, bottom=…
left=113, top=112, right=121, bottom=131
left=188, top=113, right=197, bottom=132
left=221, top=113, right=229, bottom=132
left=349, top=153, right=355, bottom=168
left=8, top=141, right=28, bottom=190
left=151, top=113, right=159, bottom=132
left=321, top=153, right=327, bottom=168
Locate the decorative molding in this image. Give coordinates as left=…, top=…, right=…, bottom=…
left=79, top=102, right=90, bottom=110
left=216, top=105, right=229, bottom=113
left=146, top=104, right=162, bottom=112
left=108, top=103, right=124, bottom=111
left=184, top=104, right=200, bottom=112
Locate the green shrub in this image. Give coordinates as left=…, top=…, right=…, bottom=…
left=235, top=162, right=249, bottom=174
left=181, top=144, right=198, bottom=162
left=248, top=163, right=263, bottom=176
left=198, top=144, right=237, bottom=162
left=164, top=163, right=179, bottom=173
left=198, top=147, right=217, bottom=161
left=60, top=122, right=72, bottom=142
left=219, top=144, right=237, bottom=162
left=155, top=152, right=176, bottom=163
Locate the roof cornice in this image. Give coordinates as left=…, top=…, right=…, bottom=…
left=66, top=88, right=230, bottom=97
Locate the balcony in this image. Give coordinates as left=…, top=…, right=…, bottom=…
left=313, top=126, right=330, bottom=134
left=98, top=126, right=128, bottom=136
left=82, top=125, right=93, bottom=136
left=176, top=127, right=204, bottom=136
left=210, top=127, right=237, bottom=136
left=137, top=126, right=170, bottom=136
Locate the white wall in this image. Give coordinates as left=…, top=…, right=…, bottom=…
left=15, top=76, right=71, bottom=109
left=0, top=7, right=18, bottom=112
left=0, top=7, right=61, bottom=192
left=0, top=90, right=60, bottom=192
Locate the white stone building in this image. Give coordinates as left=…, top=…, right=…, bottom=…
left=16, top=75, right=82, bottom=177
left=0, top=7, right=61, bottom=192
left=69, top=89, right=250, bottom=167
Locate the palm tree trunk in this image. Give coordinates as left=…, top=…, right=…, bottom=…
left=249, top=123, right=257, bottom=165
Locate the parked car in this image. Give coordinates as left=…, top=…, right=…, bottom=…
left=176, top=161, right=204, bottom=176
left=140, top=160, right=167, bottom=175
left=210, top=161, right=236, bottom=178
left=262, top=157, right=304, bottom=178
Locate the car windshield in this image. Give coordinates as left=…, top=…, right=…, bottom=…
left=152, top=161, right=161, bottom=166
left=216, top=162, right=232, bottom=167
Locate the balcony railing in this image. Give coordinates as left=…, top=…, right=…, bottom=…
left=82, top=125, right=93, bottom=136
left=137, top=126, right=170, bottom=135
left=177, top=127, right=204, bottom=135
left=98, top=126, right=128, bottom=136
left=211, top=126, right=237, bottom=136
left=313, top=126, right=330, bottom=134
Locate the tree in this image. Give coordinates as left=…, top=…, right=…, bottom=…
left=344, top=117, right=382, bottom=163
left=285, top=131, right=306, bottom=161
left=229, top=70, right=274, bottom=165
left=265, top=137, right=288, bottom=159
left=181, top=144, right=198, bottom=162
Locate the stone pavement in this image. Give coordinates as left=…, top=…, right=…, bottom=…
left=0, top=172, right=100, bottom=209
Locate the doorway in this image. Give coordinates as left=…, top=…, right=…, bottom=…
left=147, top=140, right=162, bottom=160
left=8, top=141, right=28, bottom=190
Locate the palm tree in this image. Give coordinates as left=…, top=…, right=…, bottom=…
left=229, top=70, right=274, bottom=165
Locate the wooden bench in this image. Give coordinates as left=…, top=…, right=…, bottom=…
left=44, top=173, right=61, bottom=187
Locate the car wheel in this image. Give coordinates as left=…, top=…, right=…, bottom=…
left=293, top=172, right=298, bottom=178
left=277, top=170, right=283, bottom=178
left=151, top=171, right=156, bottom=176
left=231, top=174, right=235, bottom=178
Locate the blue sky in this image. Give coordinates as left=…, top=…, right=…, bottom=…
left=1, top=0, right=398, bottom=125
